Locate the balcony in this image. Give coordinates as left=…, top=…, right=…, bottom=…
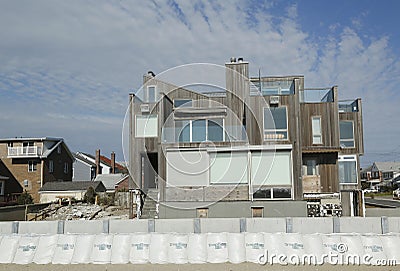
left=7, top=146, right=42, bottom=158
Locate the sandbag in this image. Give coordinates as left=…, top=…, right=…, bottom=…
left=227, top=233, right=245, bottom=264
left=361, top=234, right=387, bottom=265
left=111, top=234, right=130, bottom=264
left=302, top=234, right=324, bottom=265
left=52, top=234, right=76, bottom=264
left=244, top=233, right=264, bottom=264
left=381, top=234, right=400, bottom=262
left=320, top=234, right=342, bottom=264
left=129, top=234, right=150, bottom=264
left=187, top=234, right=207, bottom=263
left=32, top=235, right=58, bottom=264
left=168, top=233, right=189, bottom=264
left=264, top=233, right=286, bottom=264
left=0, top=235, right=20, bottom=263
left=340, top=234, right=364, bottom=265
left=13, top=235, right=39, bottom=264
left=91, top=234, right=113, bottom=264
left=207, top=233, right=228, bottom=263
left=149, top=233, right=169, bottom=264
left=71, top=235, right=94, bottom=264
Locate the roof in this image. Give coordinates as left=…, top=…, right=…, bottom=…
left=361, top=165, right=373, bottom=173
left=77, top=152, right=127, bottom=173
left=73, top=153, right=97, bottom=167
left=93, top=174, right=128, bottom=190
left=373, top=162, right=400, bottom=172
left=39, top=181, right=106, bottom=192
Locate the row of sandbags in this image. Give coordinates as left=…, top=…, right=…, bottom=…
left=0, top=233, right=399, bottom=265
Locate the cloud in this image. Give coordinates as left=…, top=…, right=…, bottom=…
left=0, top=0, right=398, bottom=164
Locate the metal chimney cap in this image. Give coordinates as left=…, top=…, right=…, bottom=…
left=237, top=57, right=244, bottom=62
left=147, top=71, right=155, bottom=77
left=230, top=57, right=236, bottom=63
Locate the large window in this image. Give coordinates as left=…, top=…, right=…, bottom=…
left=264, top=107, right=288, bottom=140
left=210, top=152, right=248, bottom=184
left=135, top=115, right=158, bottom=138
left=340, top=121, right=355, bottom=148
left=312, top=117, right=322, bottom=144
left=339, top=155, right=358, bottom=184
left=175, top=118, right=224, bottom=142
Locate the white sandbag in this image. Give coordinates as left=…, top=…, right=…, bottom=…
left=71, top=235, right=94, bottom=264
left=91, top=234, right=113, bottom=264
left=187, top=234, right=207, bottom=263
left=245, top=233, right=265, bottom=264
left=0, top=235, right=20, bottom=263
left=227, top=233, right=245, bottom=264
left=52, top=234, right=76, bottom=264
left=149, top=233, right=169, bottom=264
left=32, top=235, right=58, bottom=264
left=282, top=233, right=305, bottom=265
left=111, top=234, right=131, bottom=264
left=321, top=234, right=342, bottom=264
left=302, top=234, right=324, bottom=265
left=263, top=233, right=286, bottom=264
left=381, top=234, right=400, bottom=262
left=207, top=233, right=228, bottom=263
left=168, top=233, right=189, bottom=264
left=129, top=234, right=151, bottom=264
left=361, top=234, right=387, bottom=265
left=13, top=235, right=39, bottom=264
left=339, top=234, right=364, bottom=265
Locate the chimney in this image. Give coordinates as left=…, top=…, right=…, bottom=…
left=111, top=152, right=116, bottom=174
left=95, top=149, right=102, bottom=175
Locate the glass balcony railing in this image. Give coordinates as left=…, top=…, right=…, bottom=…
left=339, top=100, right=359, bottom=112
left=300, top=88, right=334, bottom=103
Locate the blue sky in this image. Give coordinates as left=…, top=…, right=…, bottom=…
left=0, top=0, right=399, bottom=166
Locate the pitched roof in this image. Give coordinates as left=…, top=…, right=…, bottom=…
left=76, top=152, right=127, bottom=173
left=73, top=153, right=97, bottom=167
left=373, top=162, right=400, bottom=172
left=93, top=174, right=128, bottom=190
left=39, top=181, right=106, bottom=192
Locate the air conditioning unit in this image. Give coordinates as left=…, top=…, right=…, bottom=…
left=140, top=104, right=150, bottom=112
left=269, top=96, right=280, bottom=105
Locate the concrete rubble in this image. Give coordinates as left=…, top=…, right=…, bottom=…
left=42, top=203, right=129, bottom=220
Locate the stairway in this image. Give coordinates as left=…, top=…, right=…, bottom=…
left=141, top=189, right=158, bottom=219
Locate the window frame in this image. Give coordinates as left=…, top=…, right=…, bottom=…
left=64, top=162, right=69, bottom=174
left=311, top=116, right=322, bottom=145
left=338, top=155, right=358, bottom=184
left=173, top=99, right=193, bottom=108
left=263, top=106, right=288, bottom=141
left=339, top=120, right=355, bottom=148
left=0, top=181, right=4, bottom=196
left=144, top=85, right=156, bottom=103
left=175, top=118, right=225, bottom=143
left=28, top=161, right=37, bottom=172
left=135, top=115, right=158, bottom=138
left=49, top=160, right=54, bottom=173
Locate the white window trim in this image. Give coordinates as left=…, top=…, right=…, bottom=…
left=311, top=116, right=322, bottom=145
left=145, top=85, right=156, bottom=103
left=0, top=181, right=4, bottom=196
left=338, top=155, right=358, bottom=184
left=49, top=160, right=54, bottom=173
left=340, top=120, right=355, bottom=148
left=28, top=161, right=37, bottom=172
left=263, top=106, right=288, bottom=141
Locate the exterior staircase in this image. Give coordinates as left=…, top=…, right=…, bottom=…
left=141, top=189, right=158, bottom=219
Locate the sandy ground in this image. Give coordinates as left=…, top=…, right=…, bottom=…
left=0, top=263, right=400, bottom=271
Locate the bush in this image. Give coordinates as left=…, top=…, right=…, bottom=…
left=17, top=191, right=34, bottom=205
left=83, top=186, right=97, bottom=204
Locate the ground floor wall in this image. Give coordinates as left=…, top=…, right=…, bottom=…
left=158, top=200, right=307, bottom=219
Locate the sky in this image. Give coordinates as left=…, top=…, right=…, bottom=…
left=0, top=0, right=399, bottom=167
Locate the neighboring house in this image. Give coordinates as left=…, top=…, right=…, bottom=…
left=361, top=161, right=400, bottom=187
left=72, top=150, right=127, bottom=181
left=0, top=137, right=74, bottom=203
left=93, top=173, right=129, bottom=192
left=39, top=181, right=106, bottom=203
left=129, top=58, right=364, bottom=218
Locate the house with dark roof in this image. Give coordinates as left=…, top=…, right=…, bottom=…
left=0, top=137, right=74, bottom=203
left=93, top=173, right=129, bottom=192
left=72, top=150, right=127, bottom=182
left=362, top=161, right=400, bottom=188
left=38, top=181, right=106, bottom=203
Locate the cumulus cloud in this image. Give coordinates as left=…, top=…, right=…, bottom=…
left=0, top=0, right=398, bottom=164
